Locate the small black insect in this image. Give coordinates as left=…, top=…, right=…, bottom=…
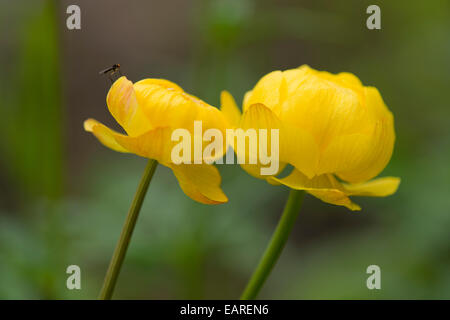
left=99, top=64, right=122, bottom=83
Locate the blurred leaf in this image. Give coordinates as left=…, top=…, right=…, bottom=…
left=1, top=0, right=63, bottom=200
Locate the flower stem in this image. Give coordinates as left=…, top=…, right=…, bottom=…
left=99, top=159, right=158, bottom=300
left=240, top=189, right=305, bottom=300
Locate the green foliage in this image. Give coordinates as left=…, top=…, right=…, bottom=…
left=1, top=0, right=63, bottom=200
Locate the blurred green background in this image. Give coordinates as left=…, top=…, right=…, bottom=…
left=0, top=0, right=449, bottom=299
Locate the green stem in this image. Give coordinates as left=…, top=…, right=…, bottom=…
left=99, top=159, right=158, bottom=300
left=241, top=189, right=305, bottom=300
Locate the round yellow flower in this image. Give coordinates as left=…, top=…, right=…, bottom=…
left=221, top=65, right=400, bottom=210
left=84, top=76, right=228, bottom=204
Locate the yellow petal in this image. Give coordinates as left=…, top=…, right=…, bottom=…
left=282, top=121, right=319, bottom=179
left=113, top=127, right=176, bottom=164
left=243, top=70, right=287, bottom=115
left=133, top=79, right=226, bottom=133
left=242, top=90, right=253, bottom=112
left=240, top=162, right=287, bottom=184
left=275, top=67, right=395, bottom=181
left=134, top=78, right=184, bottom=92
left=106, top=76, right=152, bottom=136
left=323, top=120, right=394, bottom=183
left=169, top=163, right=228, bottom=205
left=84, top=118, right=175, bottom=163
left=335, top=72, right=363, bottom=88
left=94, top=77, right=229, bottom=164
left=284, top=65, right=364, bottom=102
left=279, top=73, right=370, bottom=149
left=132, top=78, right=228, bottom=162
left=85, top=118, right=227, bottom=204
left=333, top=88, right=395, bottom=183
left=364, top=86, right=393, bottom=119
left=343, top=176, right=400, bottom=197
left=281, top=65, right=311, bottom=94
left=237, top=103, right=318, bottom=179
left=84, top=118, right=130, bottom=153
left=271, top=169, right=361, bottom=211
left=220, top=90, right=241, bottom=128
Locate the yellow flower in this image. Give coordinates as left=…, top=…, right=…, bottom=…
left=221, top=65, right=400, bottom=210
left=84, top=76, right=228, bottom=204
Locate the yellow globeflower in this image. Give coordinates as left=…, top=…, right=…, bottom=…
left=84, top=76, right=228, bottom=204
left=221, top=65, right=400, bottom=210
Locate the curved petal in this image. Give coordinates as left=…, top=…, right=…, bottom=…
left=279, top=74, right=370, bottom=149
left=169, top=163, right=228, bottom=204
left=134, top=78, right=184, bottom=92
left=243, top=70, right=287, bottom=115
left=84, top=118, right=177, bottom=163
left=131, top=79, right=228, bottom=162
left=133, top=79, right=227, bottom=135
left=282, top=121, right=319, bottom=179
left=237, top=103, right=318, bottom=179
left=84, top=118, right=130, bottom=153
left=281, top=65, right=311, bottom=95
left=242, top=90, right=253, bottom=112
left=271, top=169, right=361, bottom=211
left=343, top=176, right=400, bottom=197
left=335, top=72, right=363, bottom=87
left=92, top=77, right=230, bottom=164
left=276, top=67, right=394, bottom=181
left=333, top=88, right=395, bottom=183
left=220, top=90, right=241, bottom=128
left=323, top=119, right=394, bottom=182
left=313, top=69, right=364, bottom=91
left=113, top=127, right=176, bottom=164
left=106, top=77, right=152, bottom=136
left=364, top=86, right=393, bottom=119
left=240, top=162, right=287, bottom=183
left=85, top=118, right=227, bottom=205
